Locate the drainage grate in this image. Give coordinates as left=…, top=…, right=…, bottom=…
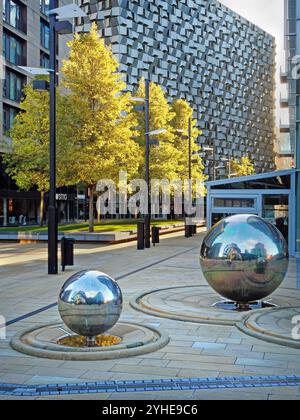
left=1, top=375, right=300, bottom=397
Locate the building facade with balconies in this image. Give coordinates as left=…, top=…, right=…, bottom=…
left=0, top=0, right=72, bottom=227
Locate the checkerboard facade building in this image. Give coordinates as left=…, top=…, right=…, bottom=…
left=76, top=0, right=276, bottom=176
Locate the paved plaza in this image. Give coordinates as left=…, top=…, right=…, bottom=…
left=0, top=231, right=300, bottom=400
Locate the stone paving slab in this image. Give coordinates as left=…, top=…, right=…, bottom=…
left=0, top=233, right=300, bottom=399
left=237, top=307, right=300, bottom=349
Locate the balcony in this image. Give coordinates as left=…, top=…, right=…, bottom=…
left=276, top=151, right=294, bottom=157
left=279, top=122, right=290, bottom=133
left=280, top=95, right=289, bottom=108
left=280, top=68, right=288, bottom=84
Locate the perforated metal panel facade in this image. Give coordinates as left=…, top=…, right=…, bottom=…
left=76, top=0, right=276, bottom=177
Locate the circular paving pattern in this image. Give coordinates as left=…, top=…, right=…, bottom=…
left=131, top=285, right=300, bottom=326
left=237, top=307, right=300, bottom=349
left=10, top=321, right=169, bottom=361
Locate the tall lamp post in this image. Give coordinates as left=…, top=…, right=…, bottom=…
left=175, top=118, right=193, bottom=180
left=203, top=143, right=216, bottom=181
left=48, top=0, right=58, bottom=275
left=144, top=79, right=151, bottom=249
left=132, top=80, right=166, bottom=249
left=20, top=3, right=86, bottom=274
left=175, top=118, right=199, bottom=221
left=220, top=156, right=232, bottom=178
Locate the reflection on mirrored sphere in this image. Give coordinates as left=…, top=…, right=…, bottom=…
left=200, top=214, right=289, bottom=305
left=58, top=271, right=123, bottom=337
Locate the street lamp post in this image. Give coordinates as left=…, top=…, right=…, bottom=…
left=221, top=156, right=232, bottom=178
left=203, top=143, right=216, bottom=181
left=175, top=117, right=193, bottom=180
left=175, top=118, right=194, bottom=220
left=20, top=3, right=86, bottom=274
left=48, top=0, right=58, bottom=275
left=132, top=81, right=166, bottom=249
left=47, top=3, right=86, bottom=274
left=144, top=79, right=151, bottom=249
left=188, top=118, right=192, bottom=181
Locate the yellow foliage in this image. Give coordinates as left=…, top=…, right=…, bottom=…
left=170, top=98, right=206, bottom=187
left=2, top=84, right=77, bottom=192
left=231, top=156, right=255, bottom=177
left=60, top=23, right=141, bottom=186
left=133, top=79, right=181, bottom=181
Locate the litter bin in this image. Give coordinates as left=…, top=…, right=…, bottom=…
left=192, top=224, right=197, bottom=236
left=137, top=221, right=145, bottom=250
left=185, top=221, right=192, bottom=238
left=152, top=226, right=160, bottom=246
left=61, top=237, right=75, bottom=272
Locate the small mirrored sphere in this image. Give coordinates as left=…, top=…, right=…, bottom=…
left=58, top=270, right=123, bottom=337
left=200, top=214, right=289, bottom=304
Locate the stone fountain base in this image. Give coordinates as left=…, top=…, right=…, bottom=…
left=10, top=321, right=169, bottom=361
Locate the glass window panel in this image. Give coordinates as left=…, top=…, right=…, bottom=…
left=212, top=175, right=291, bottom=190
left=214, top=198, right=255, bottom=208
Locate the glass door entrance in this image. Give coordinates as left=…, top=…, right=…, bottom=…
left=262, top=195, right=289, bottom=243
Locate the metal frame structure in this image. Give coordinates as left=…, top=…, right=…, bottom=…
left=206, top=169, right=297, bottom=257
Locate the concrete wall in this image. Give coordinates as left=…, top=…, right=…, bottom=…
left=0, top=0, right=72, bottom=153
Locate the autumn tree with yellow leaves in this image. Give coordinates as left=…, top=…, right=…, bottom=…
left=170, top=99, right=206, bottom=189
left=4, top=24, right=207, bottom=230
left=2, top=84, right=77, bottom=226
left=231, top=156, right=255, bottom=177
left=133, top=79, right=181, bottom=181
left=60, top=24, right=141, bottom=232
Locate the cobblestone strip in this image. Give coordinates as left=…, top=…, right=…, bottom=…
left=1, top=375, right=300, bottom=397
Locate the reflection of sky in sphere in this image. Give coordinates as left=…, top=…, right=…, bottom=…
left=63, top=272, right=116, bottom=304
left=218, top=221, right=279, bottom=257
left=205, top=215, right=285, bottom=259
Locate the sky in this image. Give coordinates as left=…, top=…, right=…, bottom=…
left=220, top=0, right=285, bottom=123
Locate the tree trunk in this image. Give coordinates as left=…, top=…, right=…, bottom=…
left=40, top=191, right=45, bottom=227
left=89, top=186, right=95, bottom=233
left=97, top=193, right=101, bottom=224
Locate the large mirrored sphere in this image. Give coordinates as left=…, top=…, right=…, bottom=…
left=58, top=271, right=123, bottom=337
left=200, top=214, right=289, bottom=304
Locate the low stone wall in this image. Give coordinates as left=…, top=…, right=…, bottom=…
left=0, top=221, right=205, bottom=244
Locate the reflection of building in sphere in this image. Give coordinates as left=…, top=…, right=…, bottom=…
left=200, top=214, right=289, bottom=306
left=207, top=243, right=222, bottom=259
left=251, top=243, right=267, bottom=258
left=224, top=243, right=243, bottom=261
left=58, top=271, right=123, bottom=338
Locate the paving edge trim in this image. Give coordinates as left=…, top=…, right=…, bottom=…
left=1, top=375, right=300, bottom=397
left=236, top=306, right=300, bottom=350
left=10, top=321, right=170, bottom=361
left=130, top=285, right=248, bottom=327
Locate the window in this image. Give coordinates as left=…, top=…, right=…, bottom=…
left=3, top=105, right=19, bottom=133
left=3, top=69, right=25, bottom=102
left=213, top=198, right=255, bottom=208
left=3, top=30, right=26, bottom=66
left=3, top=0, right=26, bottom=33
left=40, top=0, right=50, bottom=15
left=40, top=19, right=50, bottom=50
left=40, top=52, right=50, bottom=68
